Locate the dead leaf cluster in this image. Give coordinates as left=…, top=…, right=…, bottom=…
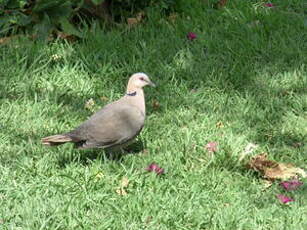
left=127, top=11, right=145, bottom=26
left=247, top=153, right=307, bottom=180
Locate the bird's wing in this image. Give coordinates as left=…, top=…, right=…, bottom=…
left=67, top=102, right=145, bottom=149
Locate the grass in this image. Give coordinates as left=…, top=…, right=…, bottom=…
left=0, top=0, right=306, bottom=229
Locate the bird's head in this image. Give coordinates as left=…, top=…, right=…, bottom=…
left=128, top=73, right=156, bottom=89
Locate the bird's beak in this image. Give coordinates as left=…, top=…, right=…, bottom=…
left=148, top=80, right=156, bottom=87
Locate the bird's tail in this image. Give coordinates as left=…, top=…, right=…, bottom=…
left=41, top=134, right=73, bottom=146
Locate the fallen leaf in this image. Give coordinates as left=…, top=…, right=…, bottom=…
left=247, top=153, right=307, bottom=180
left=146, top=163, right=165, bottom=175
left=276, top=194, right=294, bottom=204
left=280, top=180, right=303, bottom=191
left=127, top=18, right=139, bottom=26
left=0, top=36, right=15, bottom=45
left=214, top=0, right=228, bottom=9
left=152, top=100, right=160, bottom=110
left=57, top=32, right=77, bottom=42
left=205, top=142, right=218, bottom=153
left=265, top=164, right=306, bottom=180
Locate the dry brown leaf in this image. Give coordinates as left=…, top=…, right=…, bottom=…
left=0, top=36, right=17, bottom=45
left=0, top=37, right=11, bottom=45
left=265, top=164, right=307, bottom=180
left=127, top=18, right=139, bottom=26
left=247, top=153, right=307, bottom=180
left=152, top=100, right=160, bottom=110
left=214, top=0, right=228, bottom=9
left=57, top=32, right=77, bottom=42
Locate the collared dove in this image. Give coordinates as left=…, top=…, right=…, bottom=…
left=41, top=73, right=155, bottom=150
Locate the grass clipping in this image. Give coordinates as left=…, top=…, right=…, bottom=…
left=247, top=153, right=307, bottom=180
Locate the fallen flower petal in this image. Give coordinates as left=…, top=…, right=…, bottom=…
left=276, top=194, right=294, bottom=204
left=187, top=32, right=197, bottom=41
left=280, top=180, right=303, bottom=191
left=264, top=3, right=274, bottom=7
left=206, top=142, right=218, bottom=152
left=146, top=163, right=165, bottom=175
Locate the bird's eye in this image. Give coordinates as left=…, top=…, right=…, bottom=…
left=139, top=77, right=144, bottom=81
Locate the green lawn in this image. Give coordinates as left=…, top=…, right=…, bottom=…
left=0, top=0, right=306, bottom=229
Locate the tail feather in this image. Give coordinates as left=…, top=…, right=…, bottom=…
left=41, top=134, right=73, bottom=146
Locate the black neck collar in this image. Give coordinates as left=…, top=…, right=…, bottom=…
left=126, top=91, right=137, bottom=96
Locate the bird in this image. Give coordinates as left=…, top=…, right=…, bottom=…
left=41, top=73, right=155, bottom=151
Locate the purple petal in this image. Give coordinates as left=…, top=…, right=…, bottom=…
left=187, top=32, right=197, bottom=41
left=280, top=180, right=303, bottom=191
left=276, top=194, right=294, bottom=204
left=206, top=142, right=218, bottom=152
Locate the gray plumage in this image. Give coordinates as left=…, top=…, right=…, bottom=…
left=41, top=73, right=155, bottom=150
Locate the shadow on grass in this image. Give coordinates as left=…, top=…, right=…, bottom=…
left=56, top=139, right=145, bottom=167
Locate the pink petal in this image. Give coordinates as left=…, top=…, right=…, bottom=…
left=187, top=32, right=197, bottom=41
left=264, top=3, right=274, bottom=7
left=280, top=180, right=303, bottom=191
left=276, top=194, right=294, bottom=204
left=145, top=163, right=165, bottom=175
left=206, top=142, right=218, bottom=152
